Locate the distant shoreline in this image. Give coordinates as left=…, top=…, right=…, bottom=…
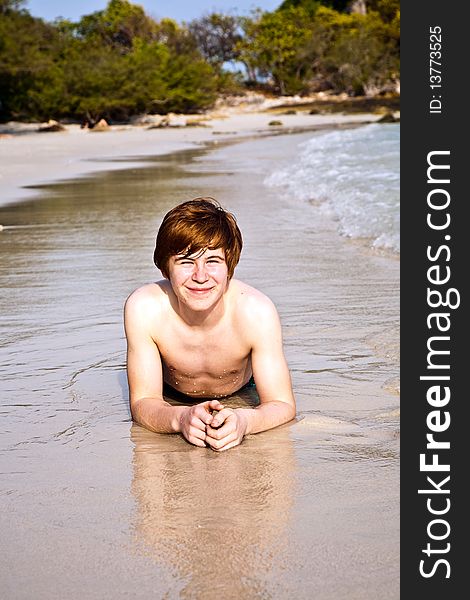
left=0, top=92, right=400, bottom=133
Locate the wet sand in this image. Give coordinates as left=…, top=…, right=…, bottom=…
left=0, top=122, right=399, bottom=598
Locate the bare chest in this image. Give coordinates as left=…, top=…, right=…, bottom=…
left=157, top=322, right=252, bottom=398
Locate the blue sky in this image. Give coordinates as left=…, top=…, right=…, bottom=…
left=25, top=1, right=281, bottom=23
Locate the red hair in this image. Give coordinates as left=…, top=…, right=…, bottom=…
left=154, top=197, right=243, bottom=279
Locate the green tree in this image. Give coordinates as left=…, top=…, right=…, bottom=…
left=188, top=13, right=241, bottom=66
left=365, top=0, right=400, bottom=22
left=0, top=0, right=25, bottom=13
left=74, top=0, right=158, bottom=51
left=0, top=7, right=64, bottom=120
left=160, top=53, right=219, bottom=113
left=56, top=35, right=169, bottom=121
left=154, top=18, right=198, bottom=55
left=155, top=18, right=238, bottom=106
left=310, top=6, right=400, bottom=94
left=0, top=0, right=400, bottom=121
left=238, top=6, right=313, bottom=94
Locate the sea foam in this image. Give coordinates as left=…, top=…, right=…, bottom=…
left=264, top=123, right=400, bottom=253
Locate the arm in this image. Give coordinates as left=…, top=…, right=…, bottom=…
left=124, top=289, right=223, bottom=446
left=206, top=295, right=296, bottom=451
left=238, top=298, right=296, bottom=433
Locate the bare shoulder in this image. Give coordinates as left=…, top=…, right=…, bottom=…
left=230, top=279, right=280, bottom=330
left=124, top=281, right=171, bottom=323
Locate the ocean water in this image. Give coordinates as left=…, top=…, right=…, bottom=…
left=265, top=123, right=400, bottom=253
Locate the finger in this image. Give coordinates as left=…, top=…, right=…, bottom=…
left=192, top=404, right=217, bottom=426
left=187, top=427, right=207, bottom=446
left=208, top=399, right=225, bottom=411
left=212, top=438, right=242, bottom=452
left=208, top=411, right=221, bottom=429
left=209, top=408, right=233, bottom=429
left=206, top=416, right=237, bottom=442
left=189, top=413, right=208, bottom=430
left=207, top=432, right=238, bottom=452
left=198, top=399, right=224, bottom=412
left=191, top=426, right=207, bottom=441
left=189, top=436, right=207, bottom=448
left=206, top=415, right=235, bottom=438
left=206, top=422, right=233, bottom=440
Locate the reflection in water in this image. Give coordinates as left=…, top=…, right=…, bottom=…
left=130, top=396, right=295, bottom=599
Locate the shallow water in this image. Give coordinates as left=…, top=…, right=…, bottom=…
left=0, top=128, right=399, bottom=599
left=265, top=123, right=400, bottom=252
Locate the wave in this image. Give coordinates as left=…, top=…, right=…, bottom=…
left=264, top=123, right=400, bottom=253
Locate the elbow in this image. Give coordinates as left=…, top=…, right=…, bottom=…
left=130, top=405, right=141, bottom=426
left=285, top=404, right=296, bottom=423
left=129, top=397, right=145, bottom=424
left=274, top=400, right=296, bottom=423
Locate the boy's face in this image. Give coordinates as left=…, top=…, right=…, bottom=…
left=166, top=247, right=229, bottom=312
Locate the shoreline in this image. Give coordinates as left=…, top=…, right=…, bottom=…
left=0, top=109, right=390, bottom=211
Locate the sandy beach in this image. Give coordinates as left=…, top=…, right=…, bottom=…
left=0, top=106, right=399, bottom=599
left=0, top=107, right=383, bottom=208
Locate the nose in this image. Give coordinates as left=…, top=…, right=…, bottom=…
left=192, top=262, right=208, bottom=283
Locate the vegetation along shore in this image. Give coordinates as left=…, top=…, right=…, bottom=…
left=0, top=0, right=400, bottom=126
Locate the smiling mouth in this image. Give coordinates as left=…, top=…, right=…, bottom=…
left=186, top=287, right=214, bottom=294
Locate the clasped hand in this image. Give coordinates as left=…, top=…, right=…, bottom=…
left=179, top=399, right=247, bottom=452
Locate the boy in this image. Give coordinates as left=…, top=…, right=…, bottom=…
left=124, top=197, right=296, bottom=451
